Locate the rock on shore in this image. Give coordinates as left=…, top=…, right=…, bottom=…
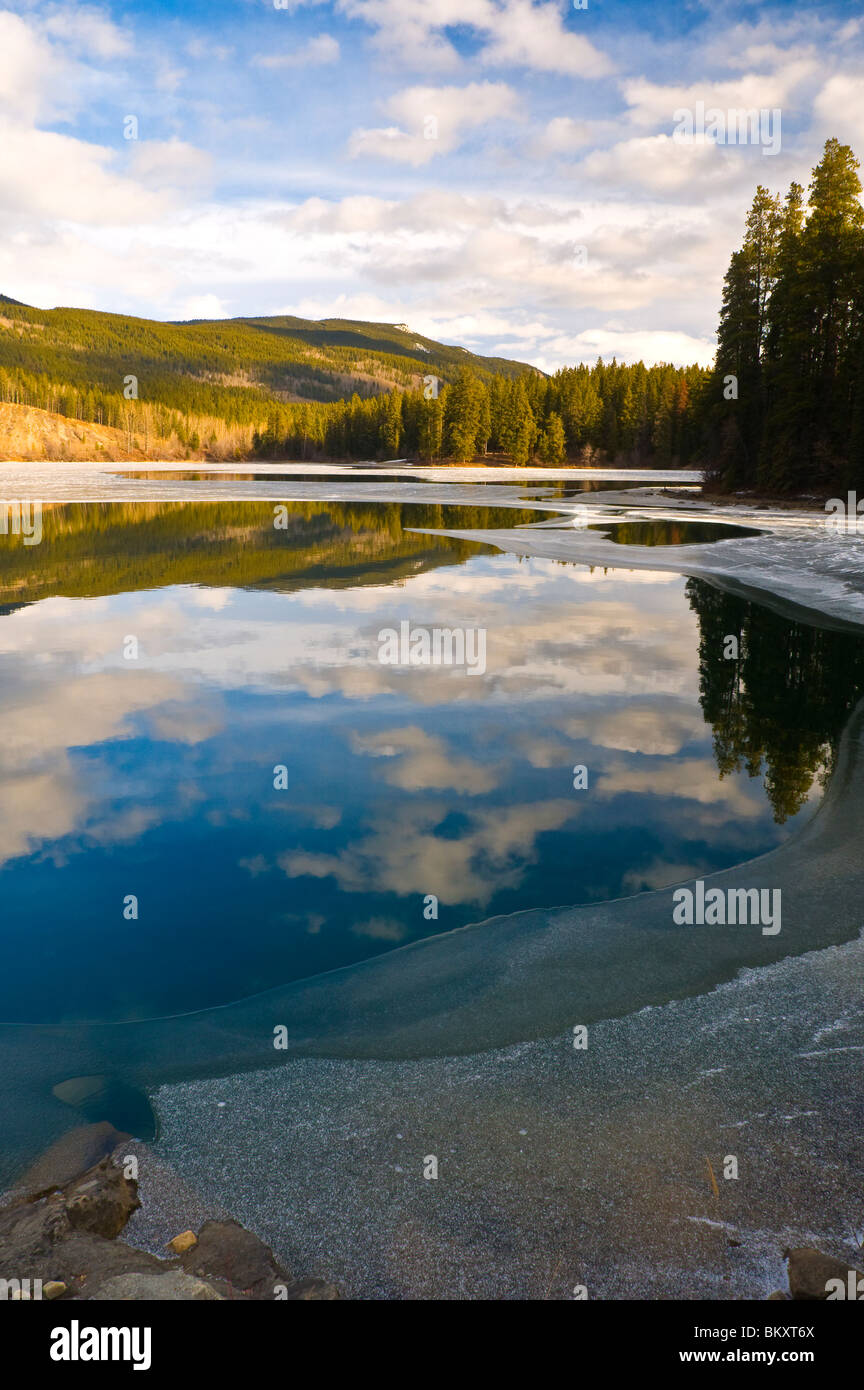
left=0, top=1124, right=338, bottom=1301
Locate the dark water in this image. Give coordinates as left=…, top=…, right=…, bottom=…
left=0, top=500, right=859, bottom=1035
left=587, top=519, right=761, bottom=544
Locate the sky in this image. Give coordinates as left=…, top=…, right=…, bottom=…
left=1, top=0, right=863, bottom=370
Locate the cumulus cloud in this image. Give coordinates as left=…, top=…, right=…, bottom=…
left=597, top=758, right=765, bottom=819
left=813, top=73, right=864, bottom=149
left=532, top=116, right=595, bottom=157
left=338, top=0, right=613, bottom=77
left=127, top=139, right=213, bottom=194
left=480, top=0, right=613, bottom=78
left=621, top=70, right=813, bottom=131
left=579, top=133, right=726, bottom=195
left=567, top=704, right=706, bottom=756
left=0, top=126, right=171, bottom=223
left=0, top=10, right=70, bottom=123
left=338, top=0, right=498, bottom=72
left=348, top=82, right=517, bottom=164
left=351, top=916, right=408, bottom=941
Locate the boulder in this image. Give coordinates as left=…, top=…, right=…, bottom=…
left=785, top=1247, right=864, bottom=1300
left=92, top=1271, right=224, bottom=1301
left=166, top=1230, right=197, bottom=1255
left=180, top=1219, right=289, bottom=1299
left=0, top=1190, right=72, bottom=1264
left=64, top=1159, right=140, bottom=1239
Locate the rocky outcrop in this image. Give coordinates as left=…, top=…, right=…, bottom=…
left=64, top=1159, right=141, bottom=1239
left=784, top=1247, right=864, bottom=1301
left=12, top=1123, right=130, bottom=1201
left=179, top=1220, right=338, bottom=1300
left=92, top=1271, right=225, bottom=1301
left=180, top=1219, right=288, bottom=1298
left=0, top=1125, right=338, bottom=1301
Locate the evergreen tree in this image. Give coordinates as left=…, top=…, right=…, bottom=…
left=704, top=139, right=864, bottom=495
left=538, top=412, right=566, bottom=465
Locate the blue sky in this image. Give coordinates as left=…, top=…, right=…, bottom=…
left=1, top=0, right=862, bottom=368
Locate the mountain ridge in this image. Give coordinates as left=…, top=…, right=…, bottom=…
left=0, top=297, right=537, bottom=411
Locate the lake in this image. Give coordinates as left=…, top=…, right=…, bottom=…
left=0, top=485, right=862, bottom=1173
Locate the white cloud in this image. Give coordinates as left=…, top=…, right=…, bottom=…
left=480, top=0, right=613, bottom=78
left=532, top=116, right=594, bottom=157
left=128, top=139, right=213, bottom=194
left=351, top=916, right=408, bottom=941
left=186, top=37, right=234, bottom=61
left=0, top=11, right=211, bottom=238
left=580, top=133, right=725, bottom=194
left=180, top=293, right=230, bottom=319
left=42, top=5, right=131, bottom=60
left=0, top=124, right=167, bottom=222
left=0, top=10, right=69, bottom=123
left=813, top=74, right=864, bottom=150
left=530, top=328, right=715, bottom=370
left=254, top=34, right=341, bottom=68
left=338, top=0, right=613, bottom=77
left=349, top=81, right=517, bottom=164
left=621, top=70, right=813, bottom=130
left=155, top=65, right=188, bottom=93
left=338, top=0, right=496, bottom=71
left=567, top=703, right=705, bottom=756
left=598, top=758, right=765, bottom=819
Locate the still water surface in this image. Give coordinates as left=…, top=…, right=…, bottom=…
left=1, top=500, right=858, bottom=1028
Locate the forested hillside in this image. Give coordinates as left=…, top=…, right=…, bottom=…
left=0, top=297, right=704, bottom=465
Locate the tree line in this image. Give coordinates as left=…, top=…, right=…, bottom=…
left=253, top=358, right=706, bottom=465
left=0, top=349, right=706, bottom=468
left=704, top=137, right=864, bottom=494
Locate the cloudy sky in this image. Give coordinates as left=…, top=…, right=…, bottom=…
left=1, top=0, right=862, bottom=369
